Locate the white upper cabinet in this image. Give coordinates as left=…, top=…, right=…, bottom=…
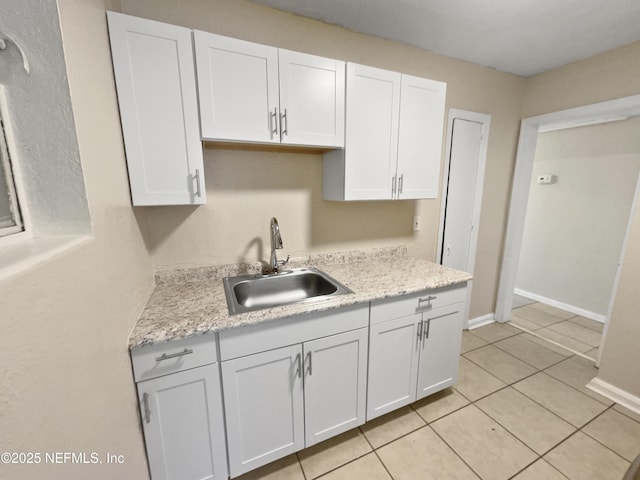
left=107, top=12, right=205, bottom=206
left=324, top=63, right=400, bottom=201
left=278, top=49, right=345, bottom=147
left=396, top=74, right=446, bottom=199
left=193, top=32, right=280, bottom=144
left=323, top=62, right=446, bottom=201
left=194, top=32, right=345, bottom=148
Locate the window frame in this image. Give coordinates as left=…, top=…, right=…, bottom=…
left=0, top=113, right=24, bottom=238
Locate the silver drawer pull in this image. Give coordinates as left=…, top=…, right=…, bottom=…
left=155, top=348, right=193, bottom=362
left=417, top=295, right=437, bottom=310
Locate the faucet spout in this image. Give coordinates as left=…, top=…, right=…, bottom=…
left=268, top=217, right=288, bottom=274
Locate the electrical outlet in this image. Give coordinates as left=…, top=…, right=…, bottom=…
left=413, top=215, right=420, bottom=232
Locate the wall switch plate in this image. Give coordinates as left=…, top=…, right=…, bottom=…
left=413, top=215, right=420, bottom=232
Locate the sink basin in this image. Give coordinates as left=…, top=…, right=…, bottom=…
left=223, top=267, right=352, bottom=315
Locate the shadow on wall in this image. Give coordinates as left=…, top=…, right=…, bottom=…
left=207, top=146, right=415, bottom=248
left=135, top=145, right=417, bottom=267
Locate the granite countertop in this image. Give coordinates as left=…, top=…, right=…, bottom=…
left=129, top=247, right=472, bottom=349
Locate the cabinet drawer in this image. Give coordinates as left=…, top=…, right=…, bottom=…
left=219, top=304, right=369, bottom=361
left=370, top=285, right=466, bottom=325
left=131, top=333, right=218, bottom=382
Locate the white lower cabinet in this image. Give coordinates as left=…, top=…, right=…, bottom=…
left=416, top=304, right=465, bottom=398
left=303, top=329, right=368, bottom=447
left=221, top=323, right=368, bottom=478
left=367, top=314, right=421, bottom=419
left=137, top=364, right=228, bottom=480
left=367, top=286, right=466, bottom=421
left=131, top=286, right=467, bottom=479
left=221, top=345, right=305, bottom=477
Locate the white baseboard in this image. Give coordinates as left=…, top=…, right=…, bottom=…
left=514, top=288, right=606, bottom=323
left=467, top=313, right=495, bottom=330
left=587, top=377, right=640, bottom=415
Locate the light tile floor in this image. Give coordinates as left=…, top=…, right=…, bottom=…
left=236, top=323, right=640, bottom=480
left=510, top=300, right=604, bottom=361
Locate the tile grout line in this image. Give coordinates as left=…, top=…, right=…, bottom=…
left=611, top=405, right=640, bottom=425
left=576, top=405, right=636, bottom=464
left=461, top=352, right=607, bottom=442
left=425, top=423, right=485, bottom=479
left=508, top=320, right=597, bottom=361
left=295, top=452, right=308, bottom=480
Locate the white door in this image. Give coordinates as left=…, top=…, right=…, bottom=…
left=194, top=31, right=280, bottom=143
left=278, top=50, right=345, bottom=148
left=440, top=118, right=484, bottom=270
left=303, top=328, right=368, bottom=447
left=137, top=364, right=228, bottom=480
left=367, top=314, right=421, bottom=420
left=222, top=345, right=304, bottom=477
left=396, top=74, right=446, bottom=200
left=416, top=304, right=465, bottom=400
left=344, top=63, right=401, bottom=200
left=108, top=12, right=205, bottom=206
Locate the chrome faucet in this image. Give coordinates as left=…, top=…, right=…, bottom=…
left=268, top=217, right=289, bottom=274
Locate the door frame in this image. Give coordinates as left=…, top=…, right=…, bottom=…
left=494, top=94, right=640, bottom=366
left=436, top=109, right=491, bottom=328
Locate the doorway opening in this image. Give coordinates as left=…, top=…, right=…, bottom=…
left=496, top=94, right=640, bottom=366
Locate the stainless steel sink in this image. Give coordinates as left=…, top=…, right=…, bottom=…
left=223, top=267, right=352, bottom=315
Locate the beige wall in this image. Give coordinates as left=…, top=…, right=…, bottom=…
left=516, top=119, right=640, bottom=316
left=121, top=0, right=525, bottom=319
left=522, top=42, right=640, bottom=397
left=0, top=0, right=153, bottom=479
left=599, top=187, right=640, bottom=396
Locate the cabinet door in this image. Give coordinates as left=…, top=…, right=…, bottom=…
left=303, top=328, right=368, bottom=447
left=416, top=304, right=464, bottom=400
left=278, top=50, right=345, bottom=148
left=396, top=74, right=446, bottom=199
left=137, top=364, right=227, bottom=480
left=194, top=31, right=280, bottom=144
left=107, top=12, right=205, bottom=206
left=367, top=314, right=421, bottom=420
left=344, top=63, right=401, bottom=200
left=222, top=345, right=304, bottom=477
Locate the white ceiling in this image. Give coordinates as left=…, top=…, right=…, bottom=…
left=249, top=0, right=640, bottom=77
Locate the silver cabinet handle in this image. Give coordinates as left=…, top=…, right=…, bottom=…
left=417, top=295, right=437, bottom=311
left=391, top=175, right=397, bottom=197
left=280, top=108, right=288, bottom=136
left=270, top=108, right=278, bottom=137
left=142, top=392, right=151, bottom=424
left=423, top=318, right=431, bottom=340
left=417, top=319, right=423, bottom=339
left=398, top=173, right=404, bottom=195
left=194, top=169, right=202, bottom=198
left=306, top=351, right=313, bottom=376
left=296, top=353, right=302, bottom=378
left=155, top=348, right=193, bottom=362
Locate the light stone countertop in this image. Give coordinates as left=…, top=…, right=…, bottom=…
left=129, top=247, right=472, bottom=349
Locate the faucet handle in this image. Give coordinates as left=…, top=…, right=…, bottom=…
left=277, top=255, right=290, bottom=267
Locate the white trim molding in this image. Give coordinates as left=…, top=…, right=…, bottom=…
left=587, top=377, right=640, bottom=415
left=467, top=313, right=495, bottom=330
left=514, top=288, right=606, bottom=323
